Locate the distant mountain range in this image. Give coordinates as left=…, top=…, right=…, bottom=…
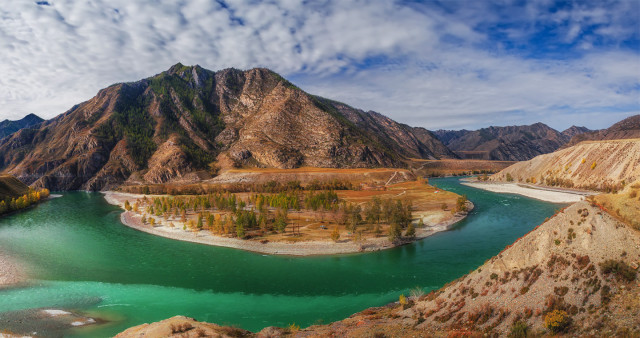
left=0, top=64, right=453, bottom=191
left=433, top=123, right=593, bottom=161
left=0, top=113, right=43, bottom=139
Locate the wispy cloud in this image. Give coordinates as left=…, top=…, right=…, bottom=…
left=0, top=0, right=637, bottom=130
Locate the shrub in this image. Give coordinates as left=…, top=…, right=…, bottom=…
left=410, top=286, right=425, bottom=299
left=399, top=294, right=407, bottom=307
left=509, top=321, right=528, bottom=338
left=286, top=323, right=300, bottom=334
left=544, top=309, right=570, bottom=333
left=599, top=260, right=636, bottom=282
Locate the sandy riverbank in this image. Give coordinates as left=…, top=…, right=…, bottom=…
left=461, top=181, right=590, bottom=203
left=103, top=192, right=472, bottom=256
left=0, top=250, right=25, bottom=288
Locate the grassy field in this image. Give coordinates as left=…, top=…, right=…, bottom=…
left=409, top=159, right=516, bottom=177
left=594, top=179, right=640, bottom=230
left=0, top=174, right=30, bottom=201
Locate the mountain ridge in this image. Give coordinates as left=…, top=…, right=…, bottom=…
left=0, top=113, right=44, bottom=139
left=563, top=114, right=640, bottom=148
left=433, top=122, right=584, bottom=161
left=0, top=64, right=452, bottom=191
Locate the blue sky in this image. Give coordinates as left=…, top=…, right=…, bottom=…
left=0, top=0, right=638, bottom=130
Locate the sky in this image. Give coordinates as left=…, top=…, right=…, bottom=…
left=0, top=0, right=638, bottom=130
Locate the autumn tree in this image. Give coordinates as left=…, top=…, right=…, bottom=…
left=330, top=226, right=340, bottom=242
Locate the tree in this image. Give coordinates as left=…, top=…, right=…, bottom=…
left=349, top=205, right=362, bottom=232
left=236, top=223, right=245, bottom=239
left=149, top=217, right=156, bottom=226
left=141, top=214, right=147, bottom=224
left=124, top=200, right=132, bottom=211
left=330, top=226, right=340, bottom=242
left=197, top=214, right=203, bottom=229
left=417, top=218, right=424, bottom=228
left=275, top=208, right=288, bottom=233
left=405, top=222, right=415, bottom=238
left=388, top=223, right=402, bottom=242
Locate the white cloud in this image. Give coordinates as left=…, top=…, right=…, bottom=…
left=0, top=0, right=637, bottom=131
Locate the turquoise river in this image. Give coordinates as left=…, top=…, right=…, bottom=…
left=0, top=177, right=564, bottom=337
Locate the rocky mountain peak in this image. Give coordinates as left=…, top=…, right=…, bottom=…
left=0, top=64, right=452, bottom=191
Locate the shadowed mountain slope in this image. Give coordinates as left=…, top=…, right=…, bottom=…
left=0, top=114, right=43, bottom=139
left=434, top=123, right=590, bottom=161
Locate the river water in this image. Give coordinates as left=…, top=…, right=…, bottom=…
left=0, top=177, right=563, bottom=337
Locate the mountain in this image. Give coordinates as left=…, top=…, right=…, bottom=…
left=0, top=64, right=451, bottom=191
left=118, top=200, right=640, bottom=336
left=434, top=123, right=578, bottom=161
left=410, top=127, right=459, bottom=159
left=0, top=113, right=43, bottom=139
left=561, top=125, right=591, bottom=139
left=490, top=139, right=640, bottom=191
left=564, top=114, right=640, bottom=148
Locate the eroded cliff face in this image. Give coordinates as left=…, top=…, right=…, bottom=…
left=0, top=64, right=451, bottom=191
left=490, top=139, right=640, bottom=191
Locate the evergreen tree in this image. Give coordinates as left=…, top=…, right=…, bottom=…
left=405, top=222, right=415, bottom=238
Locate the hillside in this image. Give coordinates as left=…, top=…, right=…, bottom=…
left=0, top=64, right=451, bottom=191
left=490, top=139, right=640, bottom=191
left=564, top=114, right=640, bottom=148
left=433, top=123, right=589, bottom=161
left=117, top=201, right=640, bottom=337
left=0, top=174, right=30, bottom=201
left=0, top=113, right=43, bottom=139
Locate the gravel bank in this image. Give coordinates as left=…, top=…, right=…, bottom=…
left=461, top=181, right=587, bottom=203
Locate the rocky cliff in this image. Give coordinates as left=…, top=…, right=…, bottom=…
left=434, top=123, right=589, bottom=161
left=0, top=64, right=451, bottom=191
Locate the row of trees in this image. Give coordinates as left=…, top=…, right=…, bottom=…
left=122, top=179, right=358, bottom=196
left=0, top=189, right=50, bottom=215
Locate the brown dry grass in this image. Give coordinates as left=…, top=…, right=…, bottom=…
left=223, top=167, right=407, bottom=174
left=409, top=159, right=515, bottom=177
left=594, top=180, right=640, bottom=230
